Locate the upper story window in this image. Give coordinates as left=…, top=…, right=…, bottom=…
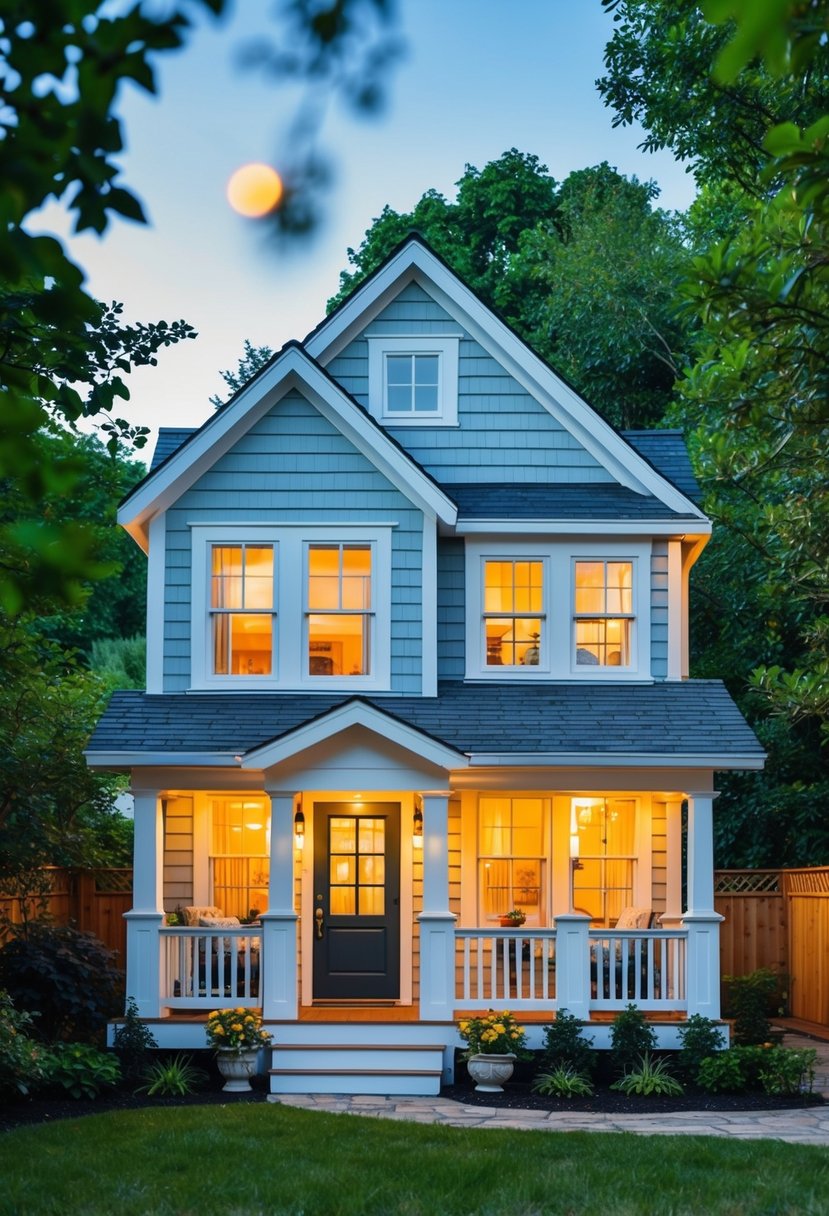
left=191, top=526, right=391, bottom=691
left=465, top=541, right=649, bottom=680
left=367, top=335, right=460, bottom=426
left=573, top=560, right=633, bottom=668
left=307, top=544, right=372, bottom=677
left=483, top=560, right=544, bottom=668
left=211, top=544, right=274, bottom=676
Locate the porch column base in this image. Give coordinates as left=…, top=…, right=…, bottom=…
left=418, top=913, right=457, bottom=1021
left=124, top=912, right=163, bottom=1019
left=552, top=914, right=591, bottom=1021
left=260, top=912, right=298, bottom=1021
left=682, top=912, right=724, bottom=1019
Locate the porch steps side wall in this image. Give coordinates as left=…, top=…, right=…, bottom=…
left=268, top=1021, right=453, bottom=1095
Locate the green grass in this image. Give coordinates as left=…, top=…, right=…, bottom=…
left=0, top=1105, right=827, bottom=1216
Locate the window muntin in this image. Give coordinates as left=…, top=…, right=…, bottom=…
left=483, top=560, right=543, bottom=667
left=210, top=544, right=274, bottom=675
left=571, top=798, right=636, bottom=925
left=210, top=797, right=270, bottom=919
left=307, top=544, right=372, bottom=677
left=329, top=816, right=386, bottom=916
left=385, top=353, right=440, bottom=414
left=478, top=797, right=546, bottom=926
left=574, top=560, right=633, bottom=668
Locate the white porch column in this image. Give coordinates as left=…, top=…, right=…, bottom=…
left=418, top=791, right=457, bottom=1021
left=261, top=790, right=299, bottom=1020
left=552, top=913, right=592, bottom=1021
left=125, top=789, right=164, bottom=1018
left=682, top=791, right=723, bottom=1018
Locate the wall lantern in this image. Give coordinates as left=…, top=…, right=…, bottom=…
left=412, top=806, right=424, bottom=849
left=294, top=808, right=305, bottom=850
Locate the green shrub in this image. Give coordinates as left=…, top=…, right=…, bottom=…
left=610, top=1004, right=656, bottom=1077
left=677, top=1014, right=727, bottom=1084
left=540, top=1009, right=596, bottom=1077
left=611, top=1053, right=684, bottom=1097
left=43, top=1042, right=121, bottom=1099
left=138, top=1053, right=205, bottom=1097
left=757, top=1047, right=816, bottom=1096
left=724, top=968, right=778, bottom=1045
left=113, top=997, right=158, bottom=1082
left=532, top=1065, right=594, bottom=1097
left=696, top=1045, right=768, bottom=1094
left=0, top=923, right=122, bottom=1043
left=0, top=990, right=49, bottom=1097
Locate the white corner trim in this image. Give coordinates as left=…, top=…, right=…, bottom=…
left=306, top=242, right=707, bottom=522
left=241, top=700, right=468, bottom=771
left=421, top=517, right=438, bottom=697
left=145, top=512, right=166, bottom=694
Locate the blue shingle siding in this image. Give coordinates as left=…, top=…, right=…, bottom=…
left=651, top=542, right=669, bottom=679
left=437, top=539, right=466, bottom=678
left=162, top=389, right=424, bottom=694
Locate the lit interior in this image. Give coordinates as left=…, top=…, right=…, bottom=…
left=483, top=560, right=543, bottom=666
left=574, top=561, right=632, bottom=666
left=307, top=545, right=371, bottom=675
left=211, top=545, right=274, bottom=675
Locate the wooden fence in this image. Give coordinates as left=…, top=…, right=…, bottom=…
left=0, top=868, right=132, bottom=968
left=715, top=867, right=829, bottom=1028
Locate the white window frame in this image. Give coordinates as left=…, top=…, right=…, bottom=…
left=191, top=524, right=392, bottom=691
left=367, top=335, right=460, bottom=426
left=465, top=540, right=651, bottom=680
left=572, top=557, right=636, bottom=673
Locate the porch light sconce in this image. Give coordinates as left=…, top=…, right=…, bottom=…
left=294, top=808, right=305, bottom=850
left=412, top=807, right=424, bottom=849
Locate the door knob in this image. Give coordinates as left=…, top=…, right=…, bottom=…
left=315, top=907, right=324, bottom=939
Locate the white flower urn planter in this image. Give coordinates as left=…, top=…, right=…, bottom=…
left=466, top=1053, right=515, bottom=1092
left=216, top=1048, right=259, bottom=1092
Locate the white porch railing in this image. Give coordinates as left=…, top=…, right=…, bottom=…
left=455, top=929, right=557, bottom=1010
left=160, top=927, right=260, bottom=1010
left=588, top=929, right=687, bottom=1011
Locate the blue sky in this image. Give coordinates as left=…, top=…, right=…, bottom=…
left=40, top=1, right=697, bottom=446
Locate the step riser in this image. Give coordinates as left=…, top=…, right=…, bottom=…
left=270, top=1073, right=442, bottom=1096
left=274, top=1049, right=443, bottom=1071
left=271, top=1023, right=455, bottom=1047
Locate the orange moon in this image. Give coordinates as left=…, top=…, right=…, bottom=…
left=226, top=163, right=284, bottom=218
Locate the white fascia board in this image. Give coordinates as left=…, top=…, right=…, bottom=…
left=456, top=521, right=711, bottom=538
left=241, top=700, right=468, bottom=772
left=307, top=242, right=707, bottom=523
left=118, top=345, right=456, bottom=537
left=85, top=751, right=239, bottom=769
left=467, top=752, right=766, bottom=770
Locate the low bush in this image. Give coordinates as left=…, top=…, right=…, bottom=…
left=609, top=1004, right=656, bottom=1077
left=43, top=1042, right=121, bottom=1099
left=0, top=923, right=122, bottom=1043
left=532, top=1065, right=594, bottom=1097
left=138, top=1053, right=206, bottom=1097
left=677, top=1014, right=727, bottom=1084
left=113, top=997, right=158, bottom=1082
left=757, top=1047, right=816, bottom=1096
left=540, top=1008, right=596, bottom=1077
left=611, top=1053, right=684, bottom=1097
left=695, top=1044, right=809, bottom=1095
left=0, top=990, right=49, bottom=1098
left=724, top=968, right=779, bottom=1046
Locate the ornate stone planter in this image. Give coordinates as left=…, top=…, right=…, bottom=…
left=216, top=1048, right=259, bottom=1092
left=466, top=1053, right=515, bottom=1092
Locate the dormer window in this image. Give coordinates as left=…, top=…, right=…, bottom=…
left=483, top=560, right=544, bottom=668
left=573, top=560, right=633, bottom=668
left=367, top=335, right=460, bottom=426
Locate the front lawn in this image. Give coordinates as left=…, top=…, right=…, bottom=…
left=0, top=1104, right=828, bottom=1216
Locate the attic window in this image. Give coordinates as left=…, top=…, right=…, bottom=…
left=367, top=335, right=459, bottom=426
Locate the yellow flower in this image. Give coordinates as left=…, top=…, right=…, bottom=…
left=214, top=1025, right=225, bottom=1035
left=493, top=1024, right=505, bottom=1035
left=231, top=1022, right=243, bottom=1032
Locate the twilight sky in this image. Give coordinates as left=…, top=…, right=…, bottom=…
left=35, top=1, right=697, bottom=448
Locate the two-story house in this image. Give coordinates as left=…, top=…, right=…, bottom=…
left=87, top=236, right=764, bottom=1095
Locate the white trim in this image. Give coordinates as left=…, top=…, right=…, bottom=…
left=667, top=540, right=683, bottom=680
left=421, top=516, right=438, bottom=696
left=241, top=701, right=467, bottom=771
left=145, top=513, right=166, bottom=694
left=367, top=335, right=459, bottom=426
left=306, top=243, right=708, bottom=522
left=118, top=345, right=456, bottom=546
left=464, top=539, right=651, bottom=681
left=457, top=521, right=711, bottom=537
left=190, top=524, right=392, bottom=693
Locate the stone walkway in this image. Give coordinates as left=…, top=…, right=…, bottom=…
left=268, top=1033, right=829, bottom=1146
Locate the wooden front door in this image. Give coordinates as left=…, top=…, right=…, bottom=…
left=312, top=803, right=401, bottom=1000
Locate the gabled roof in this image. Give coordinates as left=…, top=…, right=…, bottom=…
left=304, top=236, right=708, bottom=527
left=118, top=342, right=458, bottom=550
left=86, top=681, right=765, bottom=771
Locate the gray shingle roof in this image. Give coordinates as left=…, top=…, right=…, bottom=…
left=444, top=483, right=698, bottom=521
left=621, top=430, right=701, bottom=504
left=150, top=428, right=196, bottom=471
left=87, top=680, right=763, bottom=764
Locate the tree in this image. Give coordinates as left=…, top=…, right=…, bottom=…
left=331, top=153, right=691, bottom=428
left=210, top=340, right=275, bottom=410
left=600, top=0, right=829, bottom=864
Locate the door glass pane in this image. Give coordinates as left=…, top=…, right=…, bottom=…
left=359, top=855, right=385, bottom=885
left=330, top=887, right=356, bottom=915
left=358, top=818, right=384, bottom=853
left=359, top=886, right=384, bottom=915
left=330, top=818, right=356, bottom=853
left=330, top=856, right=355, bottom=885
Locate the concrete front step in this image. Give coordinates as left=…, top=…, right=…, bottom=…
left=269, top=1041, right=446, bottom=1096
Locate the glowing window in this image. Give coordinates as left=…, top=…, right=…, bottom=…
left=211, top=545, right=274, bottom=675
left=478, top=797, right=546, bottom=926
left=483, top=560, right=543, bottom=667
left=574, top=560, right=633, bottom=668
left=210, top=797, right=270, bottom=919
left=571, top=798, right=636, bottom=925
left=307, top=544, right=372, bottom=677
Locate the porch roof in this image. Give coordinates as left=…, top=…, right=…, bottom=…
left=86, top=679, right=764, bottom=769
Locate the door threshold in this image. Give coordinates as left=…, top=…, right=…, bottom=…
left=312, top=1000, right=399, bottom=1008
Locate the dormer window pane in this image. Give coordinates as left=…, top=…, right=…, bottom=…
left=483, top=559, right=544, bottom=666
left=384, top=353, right=439, bottom=414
